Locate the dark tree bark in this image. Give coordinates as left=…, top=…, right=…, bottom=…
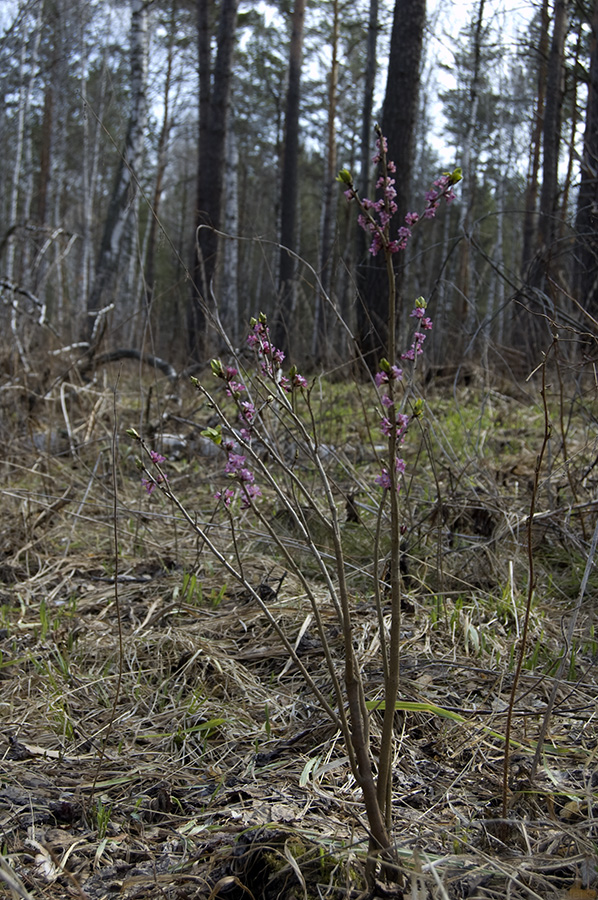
left=272, top=0, right=306, bottom=357
left=521, top=0, right=550, bottom=276
left=188, top=0, right=238, bottom=361
left=514, top=0, right=568, bottom=355
left=352, top=0, right=378, bottom=355
left=574, top=0, right=598, bottom=316
left=537, top=0, right=569, bottom=264
left=357, top=0, right=425, bottom=368
left=454, top=0, right=484, bottom=339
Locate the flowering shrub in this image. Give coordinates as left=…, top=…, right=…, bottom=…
left=129, top=127, right=460, bottom=868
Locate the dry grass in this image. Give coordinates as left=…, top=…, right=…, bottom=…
left=0, top=357, right=597, bottom=899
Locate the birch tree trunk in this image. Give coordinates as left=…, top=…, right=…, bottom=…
left=3, top=1, right=42, bottom=369
left=144, top=0, right=176, bottom=315
left=219, top=127, right=239, bottom=344
left=86, top=0, right=150, bottom=344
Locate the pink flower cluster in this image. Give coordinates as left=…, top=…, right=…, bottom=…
left=212, top=315, right=307, bottom=509
left=424, top=174, right=457, bottom=219
left=374, top=300, right=433, bottom=493
left=142, top=450, right=167, bottom=495
left=401, top=306, right=433, bottom=361
left=342, top=130, right=459, bottom=258
left=216, top=440, right=261, bottom=509
left=246, top=315, right=307, bottom=391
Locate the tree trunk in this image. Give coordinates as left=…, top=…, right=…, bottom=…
left=521, top=0, right=550, bottom=276
left=145, top=0, right=176, bottom=313
left=219, top=127, right=239, bottom=344
left=86, top=0, right=149, bottom=344
left=537, top=0, right=569, bottom=266
left=188, top=0, right=239, bottom=361
left=455, top=0, right=484, bottom=344
left=357, top=0, right=425, bottom=368
left=273, top=0, right=306, bottom=357
left=574, top=0, right=598, bottom=317
left=312, top=0, right=339, bottom=365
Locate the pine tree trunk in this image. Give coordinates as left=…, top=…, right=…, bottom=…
left=537, top=0, right=569, bottom=263
left=357, top=0, right=425, bottom=368
left=521, top=0, right=549, bottom=276
left=574, top=0, right=598, bottom=317
left=455, top=0, right=484, bottom=346
left=189, top=0, right=239, bottom=361
left=273, top=0, right=306, bottom=356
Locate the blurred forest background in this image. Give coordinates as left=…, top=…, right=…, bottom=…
left=0, top=0, right=596, bottom=376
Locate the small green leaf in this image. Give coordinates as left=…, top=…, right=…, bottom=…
left=336, top=168, right=353, bottom=185
left=201, top=426, right=222, bottom=445
left=413, top=398, right=425, bottom=418
left=210, top=359, right=224, bottom=378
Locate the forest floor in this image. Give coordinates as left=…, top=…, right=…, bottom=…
left=0, top=358, right=597, bottom=900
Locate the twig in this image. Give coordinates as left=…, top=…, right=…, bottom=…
left=530, top=514, right=598, bottom=778
left=502, top=346, right=552, bottom=819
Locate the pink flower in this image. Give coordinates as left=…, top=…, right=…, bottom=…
left=375, top=458, right=405, bottom=492
left=240, top=483, right=262, bottom=509
left=215, top=487, right=235, bottom=508
left=375, top=469, right=391, bottom=490
left=241, top=401, right=256, bottom=423
left=149, top=450, right=166, bottom=464
left=142, top=477, right=156, bottom=496
left=225, top=453, right=246, bottom=474
left=226, top=381, right=245, bottom=397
